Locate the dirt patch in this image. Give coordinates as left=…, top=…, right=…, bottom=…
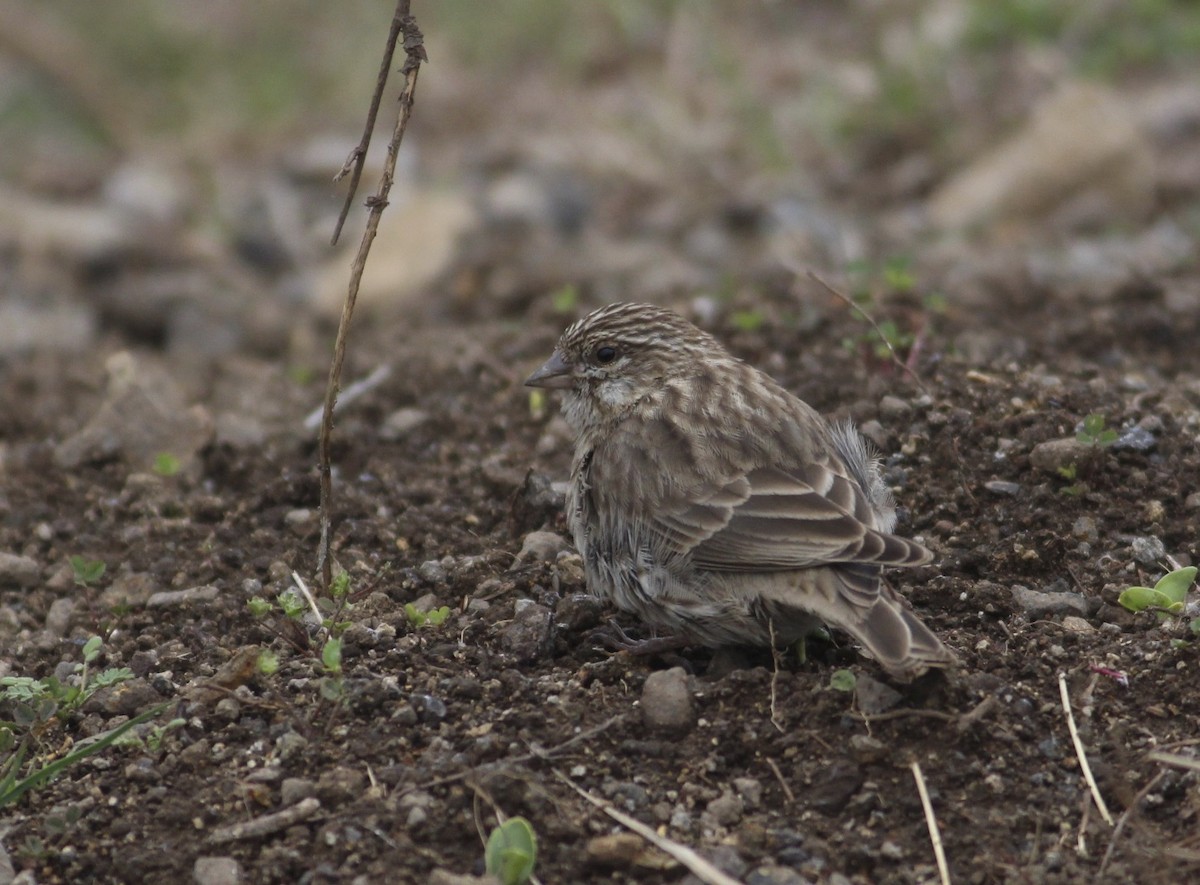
left=3, top=279, right=1199, bottom=883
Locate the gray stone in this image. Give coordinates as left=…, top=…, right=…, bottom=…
left=1029, top=438, right=1098, bottom=475
left=641, top=667, right=695, bottom=735
left=54, top=351, right=213, bottom=472
left=500, top=602, right=553, bottom=662
left=1130, top=536, right=1166, bottom=564
left=878, top=395, right=912, bottom=420
left=1113, top=425, right=1156, bottom=453
left=281, top=778, right=318, bottom=807
left=0, top=553, right=40, bottom=588
left=275, top=731, right=308, bottom=761
left=193, top=856, right=243, bottom=885
left=984, top=480, right=1021, bottom=496
left=732, top=776, right=763, bottom=809
left=512, top=530, right=569, bottom=565
left=1071, top=517, right=1099, bottom=543
left=1011, top=585, right=1089, bottom=618
left=44, top=597, right=75, bottom=637
left=147, top=585, right=220, bottom=608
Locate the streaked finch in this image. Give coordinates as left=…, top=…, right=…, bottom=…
left=526, top=302, right=953, bottom=680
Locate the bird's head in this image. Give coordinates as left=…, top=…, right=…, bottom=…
left=525, top=302, right=721, bottom=429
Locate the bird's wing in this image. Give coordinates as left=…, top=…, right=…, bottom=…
left=655, top=462, right=932, bottom=572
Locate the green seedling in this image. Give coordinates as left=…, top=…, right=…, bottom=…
left=829, top=669, right=857, bottom=693
left=1076, top=413, right=1117, bottom=448
left=151, top=453, right=181, bottom=476
left=551, top=283, right=579, bottom=313
left=404, top=603, right=451, bottom=628
left=1119, top=567, right=1197, bottom=622
left=0, top=637, right=150, bottom=809
left=528, top=388, right=547, bottom=420
left=485, top=816, right=538, bottom=885
left=730, top=309, right=765, bottom=333
left=69, top=557, right=105, bottom=587
left=319, top=636, right=344, bottom=702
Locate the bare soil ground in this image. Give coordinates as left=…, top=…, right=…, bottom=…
left=2, top=4, right=1200, bottom=884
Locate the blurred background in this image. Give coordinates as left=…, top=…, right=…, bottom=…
left=1, top=0, right=1198, bottom=365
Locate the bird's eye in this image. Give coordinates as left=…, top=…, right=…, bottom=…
left=594, top=345, right=617, bottom=365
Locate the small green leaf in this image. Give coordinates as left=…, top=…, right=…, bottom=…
left=330, top=572, right=351, bottom=599
left=425, top=606, right=451, bottom=627
left=528, top=389, right=546, bottom=420
left=730, top=310, right=765, bottom=333
left=551, top=284, right=579, bottom=313
left=247, top=597, right=272, bottom=618
left=257, top=650, right=279, bottom=676
left=70, top=557, right=106, bottom=586
left=277, top=589, right=306, bottom=619
left=1153, top=567, right=1197, bottom=606
left=829, top=669, right=857, bottom=692
left=485, top=816, right=538, bottom=885
left=1118, top=586, right=1169, bottom=613
left=321, top=637, right=343, bottom=674
left=82, top=636, right=103, bottom=664
left=318, top=676, right=344, bottom=702
left=1189, top=617, right=1200, bottom=636
left=404, top=603, right=426, bottom=628
left=152, top=453, right=181, bottom=476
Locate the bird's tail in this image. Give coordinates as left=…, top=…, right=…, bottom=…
left=766, top=564, right=955, bottom=681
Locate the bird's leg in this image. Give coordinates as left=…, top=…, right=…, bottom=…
left=591, top=619, right=691, bottom=656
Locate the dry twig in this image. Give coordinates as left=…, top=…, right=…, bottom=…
left=317, top=1, right=426, bottom=591
left=766, top=619, right=785, bottom=733
left=208, top=797, right=321, bottom=844
left=1058, top=671, right=1114, bottom=826
left=799, top=268, right=931, bottom=396
left=911, top=761, right=951, bottom=885
left=555, top=770, right=745, bottom=885
left=1098, top=770, right=1165, bottom=878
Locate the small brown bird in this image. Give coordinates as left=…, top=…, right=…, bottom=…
left=526, top=302, right=953, bottom=679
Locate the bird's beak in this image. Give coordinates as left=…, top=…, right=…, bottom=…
left=525, top=348, right=574, bottom=389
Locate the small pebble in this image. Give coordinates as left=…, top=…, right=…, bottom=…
left=984, top=480, right=1021, bottom=496
left=640, top=667, right=695, bottom=735
left=193, top=856, right=243, bottom=885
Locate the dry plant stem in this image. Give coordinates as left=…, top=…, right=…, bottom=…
left=767, top=619, right=785, bottom=733
left=331, top=4, right=406, bottom=245
left=765, top=757, right=795, bottom=804
left=555, top=770, right=746, bottom=885
left=1146, top=750, right=1200, bottom=772
left=1058, top=671, right=1115, bottom=826
left=1099, top=771, right=1166, bottom=877
left=291, top=571, right=324, bottom=625
left=801, top=268, right=931, bottom=397
left=317, top=1, right=426, bottom=591
left=208, top=797, right=321, bottom=844
left=911, top=761, right=951, bottom=885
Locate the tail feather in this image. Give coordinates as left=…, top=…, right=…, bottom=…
left=760, top=565, right=955, bottom=681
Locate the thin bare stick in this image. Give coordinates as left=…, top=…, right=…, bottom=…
left=765, top=757, right=795, bottom=804
left=1145, top=751, right=1200, bottom=773
left=331, top=5, right=405, bottom=245
left=317, top=2, right=426, bottom=591
left=1099, top=770, right=1165, bottom=878
left=801, top=268, right=931, bottom=396
left=290, top=571, right=324, bottom=625
left=767, top=619, right=785, bottom=733
left=399, top=715, right=625, bottom=797
left=910, top=761, right=951, bottom=885
left=303, top=364, right=392, bottom=431
left=1058, top=671, right=1114, bottom=826
left=208, top=797, right=321, bottom=844
left=555, top=770, right=745, bottom=885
